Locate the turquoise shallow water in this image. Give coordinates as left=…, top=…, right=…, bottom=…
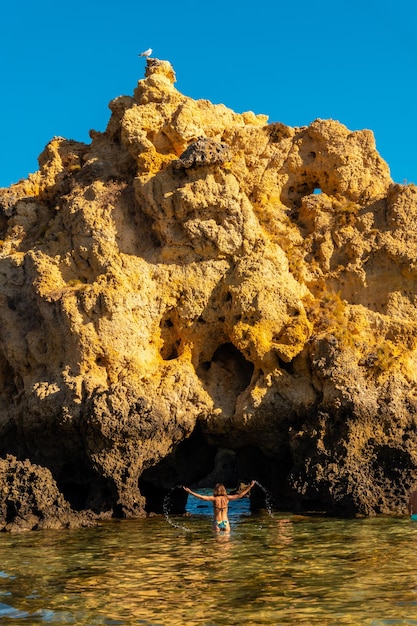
left=1, top=494, right=417, bottom=625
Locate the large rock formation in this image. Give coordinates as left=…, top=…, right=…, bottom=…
left=1, top=58, right=417, bottom=527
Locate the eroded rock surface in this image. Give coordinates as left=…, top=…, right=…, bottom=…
left=0, top=455, right=97, bottom=531
left=1, top=58, right=417, bottom=526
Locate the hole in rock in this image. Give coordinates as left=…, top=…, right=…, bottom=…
left=139, top=422, right=293, bottom=516
left=282, top=179, right=323, bottom=210
left=56, top=462, right=107, bottom=512
left=59, top=482, right=90, bottom=511
left=277, top=357, right=294, bottom=375
left=235, top=445, right=293, bottom=512
left=196, top=343, right=254, bottom=409
left=162, top=342, right=179, bottom=361
left=6, top=500, right=18, bottom=522
left=139, top=423, right=216, bottom=514
left=159, top=312, right=180, bottom=361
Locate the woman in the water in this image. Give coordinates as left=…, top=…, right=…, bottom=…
left=183, top=481, right=256, bottom=532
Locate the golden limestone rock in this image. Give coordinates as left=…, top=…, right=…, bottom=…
left=0, top=57, right=416, bottom=526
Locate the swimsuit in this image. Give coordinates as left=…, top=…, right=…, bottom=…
left=215, top=520, right=229, bottom=531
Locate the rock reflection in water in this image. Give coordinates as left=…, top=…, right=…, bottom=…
left=1, top=516, right=417, bottom=624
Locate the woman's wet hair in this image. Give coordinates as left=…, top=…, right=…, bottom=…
left=213, top=483, right=227, bottom=496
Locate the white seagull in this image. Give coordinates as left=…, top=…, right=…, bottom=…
left=138, top=48, right=152, bottom=58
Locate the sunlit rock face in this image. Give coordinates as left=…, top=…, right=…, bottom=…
left=1, top=58, right=417, bottom=527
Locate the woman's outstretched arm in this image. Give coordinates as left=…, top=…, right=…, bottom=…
left=227, top=480, right=256, bottom=501
left=183, top=486, right=214, bottom=501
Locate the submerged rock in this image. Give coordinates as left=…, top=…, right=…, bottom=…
left=0, top=58, right=417, bottom=527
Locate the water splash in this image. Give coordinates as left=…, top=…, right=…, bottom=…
left=253, top=480, right=274, bottom=517
left=163, top=486, right=191, bottom=531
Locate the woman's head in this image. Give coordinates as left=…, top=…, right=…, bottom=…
left=213, top=483, right=227, bottom=496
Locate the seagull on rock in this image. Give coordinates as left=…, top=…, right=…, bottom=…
left=138, top=48, right=152, bottom=58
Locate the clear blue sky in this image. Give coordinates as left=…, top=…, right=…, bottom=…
left=1, top=0, right=415, bottom=188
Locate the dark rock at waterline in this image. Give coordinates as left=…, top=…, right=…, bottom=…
left=0, top=456, right=99, bottom=532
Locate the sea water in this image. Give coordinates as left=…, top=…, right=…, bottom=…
left=1, top=494, right=417, bottom=625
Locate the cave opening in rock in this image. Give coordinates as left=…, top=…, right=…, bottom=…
left=139, top=423, right=216, bottom=515
left=59, top=481, right=90, bottom=512
left=56, top=462, right=112, bottom=513
left=139, top=422, right=293, bottom=516
left=56, top=462, right=91, bottom=511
